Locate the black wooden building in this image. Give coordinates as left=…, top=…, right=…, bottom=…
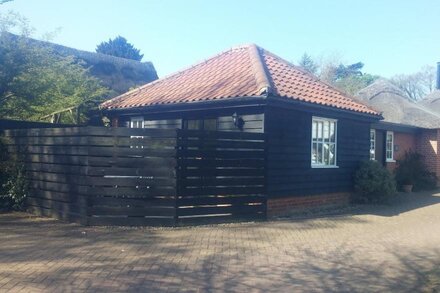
left=101, top=44, right=381, bottom=216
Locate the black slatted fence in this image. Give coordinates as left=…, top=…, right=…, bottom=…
left=2, top=126, right=266, bottom=226
left=176, top=130, right=266, bottom=224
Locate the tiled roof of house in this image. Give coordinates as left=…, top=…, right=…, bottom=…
left=100, top=44, right=378, bottom=115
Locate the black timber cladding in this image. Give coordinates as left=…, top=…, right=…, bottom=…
left=111, top=98, right=378, bottom=199
left=265, top=104, right=372, bottom=197
left=117, top=106, right=265, bottom=133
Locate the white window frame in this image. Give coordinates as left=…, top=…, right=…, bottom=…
left=370, top=129, right=376, bottom=160
left=129, top=117, right=145, bottom=149
left=311, top=116, right=338, bottom=168
left=386, top=131, right=394, bottom=162
left=130, top=117, right=144, bottom=129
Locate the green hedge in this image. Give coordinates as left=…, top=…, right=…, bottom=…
left=353, top=160, right=397, bottom=203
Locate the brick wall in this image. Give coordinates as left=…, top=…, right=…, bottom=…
left=267, top=193, right=350, bottom=217
left=386, top=132, right=417, bottom=171
left=416, top=129, right=440, bottom=179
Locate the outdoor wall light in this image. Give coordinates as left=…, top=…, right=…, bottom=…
left=232, top=112, right=245, bottom=130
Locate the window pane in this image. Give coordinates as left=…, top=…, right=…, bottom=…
left=329, top=122, right=335, bottom=142
left=186, top=120, right=200, bottom=130
left=317, top=143, right=323, bottom=164
left=204, top=119, right=217, bottom=131
left=312, top=122, right=317, bottom=139
left=323, top=143, right=329, bottom=164
left=312, top=143, right=318, bottom=164
left=317, top=122, right=323, bottom=139
left=324, top=121, right=329, bottom=142
left=329, top=143, right=336, bottom=165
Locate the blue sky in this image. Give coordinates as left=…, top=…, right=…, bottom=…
left=2, top=0, right=439, bottom=78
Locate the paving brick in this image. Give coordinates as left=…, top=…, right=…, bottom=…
left=0, top=191, right=440, bottom=292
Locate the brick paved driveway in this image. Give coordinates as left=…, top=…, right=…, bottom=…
left=1, top=191, right=440, bottom=292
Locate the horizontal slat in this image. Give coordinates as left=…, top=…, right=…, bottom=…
left=177, top=129, right=265, bottom=140
left=178, top=158, right=264, bottom=168
left=177, top=139, right=265, bottom=149
left=88, top=137, right=177, bottom=148
left=4, top=136, right=88, bottom=146
left=177, top=149, right=264, bottom=159
left=26, top=172, right=87, bottom=185
left=89, top=196, right=175, bottom=207
left=87, top=127, right=177, bottom=137
left=88, top=157, right=176, bottom=168
left=177, top=214, right=265, bottom=225
left=180, top=186, right=265, bottom=196
left=90, top=206, right=175, bottom=217
left=86, top=186, right=176, bottom=197
left=177, top=204, right=265, bottom=216
left=4, top=127, right=84, bottom=137
left=180, top=177, right=264, bottom=187
left=89, top=177, right=176, bottom=187
left=22, top=154, right=88, bottom=166
left=178, top=195, right=266, bottom=206
left=87, top=166, right=176, bottom=177
left=87, top=216, right=175, bottom=227
left=24, top=163, right=87, bottom=175
left=28, top=180, right=86, bottom=193
left=181, top=168, right=265, bottom=177
left=88, top=147, right=176, bottom=157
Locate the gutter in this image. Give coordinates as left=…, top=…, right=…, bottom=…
left=101, top=96, right=267, bottom=116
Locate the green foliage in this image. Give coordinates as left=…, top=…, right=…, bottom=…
left=334, top=73, right=379, bottom=95
left=96, top=36, right=144, bottom=61
left=298, top=53, right=318, bottom=75
left=0, top=12, right=110, bottom=123
left=0, top=138, right=27, bottom=211
left=395, top=151, right=437, bottom=191
left=300, top=52, right=380, bottom=95
left=335, top=62, right=364, bottom=79
left=353, top=160, right=397, bottom=203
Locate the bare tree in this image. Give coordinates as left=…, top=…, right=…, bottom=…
left=390, top=66, right=436, bottom=101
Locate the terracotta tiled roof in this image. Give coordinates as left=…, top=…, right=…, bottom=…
left=100, top=44, right=378, bottom=115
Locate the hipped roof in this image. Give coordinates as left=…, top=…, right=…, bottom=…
left=101, top=44, right=378, bottom=116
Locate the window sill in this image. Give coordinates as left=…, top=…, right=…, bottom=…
left=311, top=165, right=339, bottom=169
left=386, top=159, right=396, bottom=163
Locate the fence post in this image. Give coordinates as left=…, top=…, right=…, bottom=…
left=174, top=129, right=181, bottom=226
left=79, top=126, right=89, bottom=225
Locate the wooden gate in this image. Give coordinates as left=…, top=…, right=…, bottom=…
left=176, top=130, right=267, bottom=224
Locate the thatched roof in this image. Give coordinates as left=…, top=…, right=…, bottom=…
left=419, top=90, right=440, bottom=113
left=6, top=33, right=158, bottom=95
left=355, top=79, right=440, bottom=129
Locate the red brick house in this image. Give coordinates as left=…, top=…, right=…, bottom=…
left=356, top=79, right=440, bottom=180
left=100, top=44, right=381, bottom=216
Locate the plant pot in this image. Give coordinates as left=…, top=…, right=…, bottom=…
left=402, top=184, right=413, bottom=193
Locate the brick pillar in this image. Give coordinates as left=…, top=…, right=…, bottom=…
left=417, top=129, right=440, bottom=182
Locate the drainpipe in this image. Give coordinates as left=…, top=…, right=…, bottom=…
left=437, top=62, right=440, bottom=90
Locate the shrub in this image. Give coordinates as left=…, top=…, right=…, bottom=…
left=0, top=137, right=27, bottom=211
left=353, top=160, right=397, bottom=203
left=395, top=151, right=437, bottom=191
